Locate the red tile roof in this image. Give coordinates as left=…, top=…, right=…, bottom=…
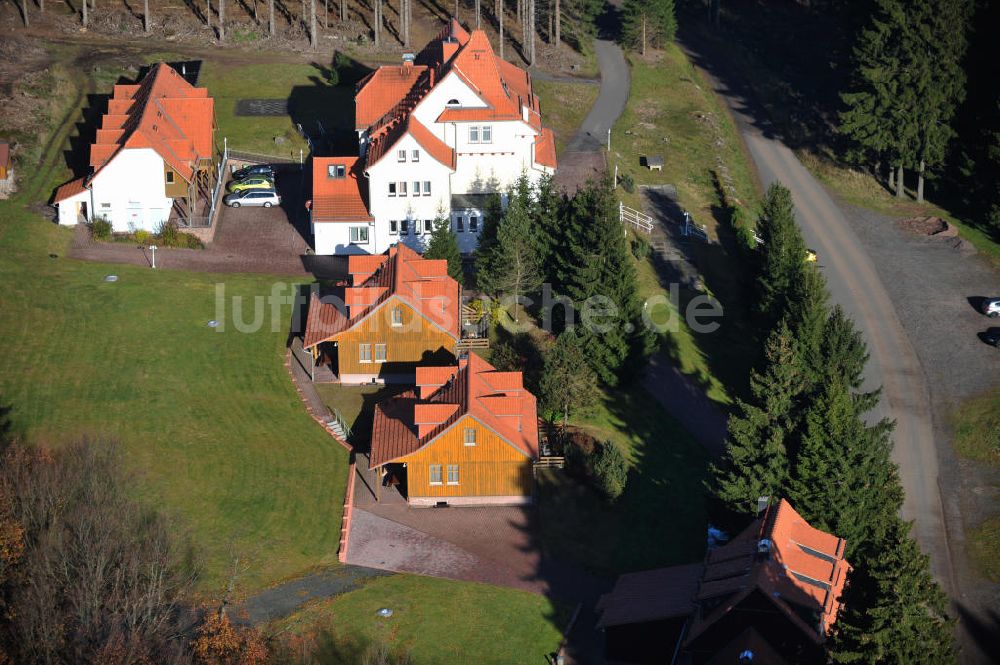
left=89, top=63, right=214, bottom=182
left=369, top=353, right=539, bottom=468
left=534, top=128, right=557, bottom=169
left=52, top=177, right=88, bottom=204
left=686, top=499, right=851, bottom=645
left=596, top=563, right=703, bottom=628
left=310, top=156, right=373, bottom=222
left=355, top=64, right=431, bottom=131
left=303, top=244, right=461, bottom=349
left=365, top=114, right=455, bottom=170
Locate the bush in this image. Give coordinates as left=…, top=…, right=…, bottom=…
left=592, top=440, right=628, bottom=502
left=619, top=172, right=635, bottom=193
left=88, top=217, right=112, bottom=241
left=489, top=339, right=521, bottom=372
left=133, top=229, right=151, bottom=246
left=155, top=221, right=204, bottom=249
left=631, top=234, right=651, bottom=259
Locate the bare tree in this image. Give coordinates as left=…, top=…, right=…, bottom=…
left=373, top=0, right=381, bottom=47
left=554, top=0, right=559, bottom=45
left=341, top=0, right=346, bottom=21
left=20, top=0, right=28, bottom=27
left=144, top=0, right=150, bottom=33
left=324, top=0, right=328, bottom=28
left=498, top=0, right=504, bottom=59
left=82, top=0, right=88, bottom=27
left=219, top=0, right=225, bottom=41
left=269, top=0, right=275, bottom=34
left=528, top=0, right=535, bottom=64
left=310, top=0, right=317, bottom=48
left=207, top=0, right=212, bottom=30
left=475, top=0, right=480, bottom=27
left=39, top=0, right=44, bottom=13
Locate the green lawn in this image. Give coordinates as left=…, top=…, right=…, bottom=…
left=0, top=46, right=350, bottom=595
left=314, top=383, right=406, bottom=446
left=968, top=515, right=1000, bottom=583
left=270, top=575, right=572, bottom=665
left=537, top=382, right=711, bottom=576
left=534, top=79, right=600, bottom=156
left=199, top=60, right=356, bottom=157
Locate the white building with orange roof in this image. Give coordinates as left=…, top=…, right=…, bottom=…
left=308, top=19, right=557, bottom=256
left=52, top=62, right=216, bottom=232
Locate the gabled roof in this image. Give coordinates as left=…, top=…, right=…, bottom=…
left=52, top=177, right=88, bottom=203
left=90, top=63, right=214, bottom=182
left=686, top=499, right=851, bottom=645
left=309, top=156, right=373, bottom=222
left=534, top=128, right=557, bottom=169
left=355, top=64, right=431, bottom=131
left=595, top=563, right=702, bottom=629
left=365, top=114, right=455, bottom=170
left=303, top=244, right=460, bottom=350
left=369, top=353, right=540, bottom=468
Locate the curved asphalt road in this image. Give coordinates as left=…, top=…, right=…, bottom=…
left=679, top=41, right=954, bottom=592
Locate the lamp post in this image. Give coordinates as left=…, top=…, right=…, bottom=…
left=149, top=244, right=158, bottom=269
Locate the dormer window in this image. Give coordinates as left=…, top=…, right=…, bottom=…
left=446, top=99, right=461, bottom=107
left=327, top=164, right=346, bottom=178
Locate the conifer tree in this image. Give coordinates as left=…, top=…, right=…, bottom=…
left=621, top=0, right=677, bottom=54
left=784, top=264, right=828, bottom=385
left=828, top=520, right=955, bottom=665
left=475, top=186, right=542, bottom=322
left=532, top=174, right=564, bottom=278
left=540, top=331, right=600, bottom=428
left=820, top=305, right=870, bottom=390
left=424, top=217, right=463, bottom=282
left=711, top=322, right=804, bottom=515
left=754, top=183, right=807, bottom=333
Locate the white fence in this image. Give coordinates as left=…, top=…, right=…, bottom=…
left=682, top=211, right=709, bottom=242
left=620, top=202, right=654, bottom=234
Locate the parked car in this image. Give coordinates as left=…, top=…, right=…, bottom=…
left=981, top=328, right=1000, bottom=347
left=231, top=163, right=274, bottom=181
left=228, top=176, right=274, bottom=193
left=980, top=297, right=1000, bottom=318
left=223, top=189, right=281, bottom=208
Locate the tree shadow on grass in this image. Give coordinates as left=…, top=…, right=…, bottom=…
left=288, top=54, right=372, bottom=156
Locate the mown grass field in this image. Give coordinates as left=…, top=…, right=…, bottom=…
left=534, top=79, right=600, bottom=155
left=271, top=575, right=572, bottom=664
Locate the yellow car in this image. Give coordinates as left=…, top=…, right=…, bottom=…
left=805, top=248, right=818, bottom=263
left=228, top=176, right=274, bottom=193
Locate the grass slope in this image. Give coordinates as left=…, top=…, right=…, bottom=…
left=0, top=50, right=351, bottom=595
left=271, top=575, right=571, bottom=665
left=534, top=79, right=601, bottom=156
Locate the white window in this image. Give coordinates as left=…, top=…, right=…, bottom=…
left=411, top=149, right=420, bottom=162
left=397, top=149, right=407, bottom=162
left=429, top=464, right=443, bottom=485
left=399, top=181, right=408, bottom=197
left=100, top=202, right=111, bottom=209
left=389, top=220, right=399, bottom=235
left=374, top=343, right=387, bottom=362
left=388, top=182, right=397, bottom=197
left=328, top=164, right=345, bottom=178
left=424, top=219, right=434, bottom=233
left=470, top=216, right=479, bottom=232
left=391, top=307, right=403, bottom=326
left=350, top=226, right=369, bottom=244
left=359, top=343, right=372, bottom=363
left=469, top=126, right=480, bottom=143
left=400, top=219, right=410, bottom=235
left=446, top=464, right=459, bottom=485
left=455, top=215, right=465, bottom=232
left=413, top=181, right=421, bottom=197
left=481, top=125, right=492, bottom=143
left=423, top=181, right=431, bottom=196
left=464, top=428, right=476, bottom=446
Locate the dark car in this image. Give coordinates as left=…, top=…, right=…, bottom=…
left=231, top=163, right=275, bottom=181
left=982, top=328, right=1000, bottom=347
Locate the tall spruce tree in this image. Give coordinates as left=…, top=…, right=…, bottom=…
left=711, top=322, right=804, bottom=515
left=754, top=182, right=807, bottom=332
left=784, top=264, right=829, bottom=385
left=540, top=331, right=600, bottom=428
left=820, top=305, right=870, bottom=389
left=424, top=216, right=463, bottom=281
left=828, top=519, right=955, bottom=665
left=532, top=174, right=564, bottom=279
left=475, top=186, right=543, bottom=322
left=554, top=180, right=643, bottom=385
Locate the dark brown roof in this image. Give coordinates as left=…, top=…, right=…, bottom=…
left=596, top=563, right=703, bottom=628
left=705, top=626, right=791, bottom=665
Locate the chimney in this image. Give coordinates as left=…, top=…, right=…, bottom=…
left=756, top=495, right=770, bottom=516
left=402, top=53, right=415, bottom=69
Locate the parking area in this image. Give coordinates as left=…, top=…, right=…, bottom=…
left=69, top=162, right=344, bottom=278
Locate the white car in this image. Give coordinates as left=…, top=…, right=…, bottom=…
left=981, top=298, right=1000, bottom=318
left=223, top=189, right=281, bottom=208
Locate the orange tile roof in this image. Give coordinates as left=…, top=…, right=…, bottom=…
left=365, top=114, right=455, bottom=170
left=302, top=292, right=351, bottom=349
left=534, top=128, right=557, bottom=169
left=310, top=156, right=373, bottom=222
left=369, top=353, right=539, bottom=468
left=355, top=64, right=431, bottom=130
left=52, top=176, right=88, bottom=203
left=686, top=499, right=851, bottom=645
left=87, top=63, right=214, bottom=182
left=303, top=244, right=461, bottom=350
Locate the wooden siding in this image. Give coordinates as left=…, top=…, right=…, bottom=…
left=334, top=297, right=456, bottom=379
left=164, top=164, right=188, bottom=197
left=399, top=415, right=533, bottom=498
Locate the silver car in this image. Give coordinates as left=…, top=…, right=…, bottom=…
left=223, top=189, right=281, bottom=208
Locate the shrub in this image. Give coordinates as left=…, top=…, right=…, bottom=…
left=631, top=234, right=651, bottom=259
left=133, top=229, right=151, bottom=246
left=489, top=340, right=521, bottom=372
left=89, top=217, right=112, bottom=241
left=619, top=172, right=635, bottom=193
left=592, top=440, right=628, bottom=502
left=155, top=221, right=204, bottom=249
